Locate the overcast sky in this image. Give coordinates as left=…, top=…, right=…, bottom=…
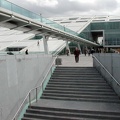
left=8, top=0, right=120, bottom=18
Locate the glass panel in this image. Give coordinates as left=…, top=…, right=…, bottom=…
left=12, top=4, right=22, bottom=15
left=91, top=22, right=105, bottom=30
left=17, top=97, right=29, bottom=120
left=37, top=86, right=42, bottom=99
left=22, top=8, right=31, bottom=18
left=79, top=24, right=94, bottom=41
left=105, top=31, right=120, bottom=45
left=90, top=22, right=120, bottom=45
left=31, top=13, right=41, bottom=22
left=91, top=22, right=120, bottom=30
left=1, top=0, right=11, bottom=10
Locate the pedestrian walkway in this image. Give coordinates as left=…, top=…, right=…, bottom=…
left=59, top=54, right=93, bottom=67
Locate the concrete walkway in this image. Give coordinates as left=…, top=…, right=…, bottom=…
left=59, top=54, right=93, bottom=67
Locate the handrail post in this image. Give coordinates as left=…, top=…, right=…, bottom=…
left=29, top=93, right=31, bottom=107
left=42, top=82, right=43, bottom=92
left=51, top=66, right=52, bottom=75
left=36, top=88, right=37, bottom=102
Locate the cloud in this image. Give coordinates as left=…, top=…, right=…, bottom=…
left=94, top=0, right=118, bottom=10
left=26, top=0, right=38, bottom=4
left=38, top=0, right=118, bottom=16
left=8, top=0, right=119, bottom=17
left=26, top=0, right=58, bottom=7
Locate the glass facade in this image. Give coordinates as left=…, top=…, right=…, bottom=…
left=91, top=22, right=120, bottom=46
left=79, top=21, right=120, bottom=46
left=78, top=24, right=94, bottom=42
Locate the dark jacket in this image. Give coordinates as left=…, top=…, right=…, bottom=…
left=74, top=50, right=80, bottom=57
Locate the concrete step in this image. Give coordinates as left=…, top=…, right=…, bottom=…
left=22, top=105, right=120, bottom=120
left=28, top=106, right=120, bottom=119
left=48, top=81, right=108, bottom=86
left=22, top=117, right=97, bottom=120
left=42, top=92, right=119, bottom=99
left=29, top=105, right=120, bottom=116
left=50, top=76, right=103, bottom=80
left=56, top=66, right=94, bottom=68
left=50, top=77, right=104, bottom=80
left=53, top=71, right=99, bottom=74
left=52, top=74, right=102, bottom=77
left=22, top=118, right=43, bottom=120
left=52, top=73, right=100, bottom=76
left=43, top=89, right=116, bottom=96
left=56, top=67, right=96, bottom=70
left=51, top=75, right=103, bottom=80
left=23, top=113, right=98, bottom=120
left=41, top=96, right=120, bottom=103
left=49, top=79, right=107, bottom=83
left=46, top=84, right=111, bottom=89
left=54, top=71, right=99, bottom=74
left=45, top=86, right=114, bottom=92
left=54, top=68, right=98, bottom=73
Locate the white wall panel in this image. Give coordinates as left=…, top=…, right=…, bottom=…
left=0, top=54, right=53, bottom=120
left=93, top=53, right=120, bottom=97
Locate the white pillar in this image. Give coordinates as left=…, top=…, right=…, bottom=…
left=77, top=42, right=82, bottom=54
left=43, top=35, right=49, bottom=54
left=66, top=41, right=71, bottom=55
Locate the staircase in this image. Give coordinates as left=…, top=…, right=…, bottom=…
left=22, top=66, right=120, bottom=120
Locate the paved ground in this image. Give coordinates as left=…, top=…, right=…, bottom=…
left=58, top=54, right=93, bottom=67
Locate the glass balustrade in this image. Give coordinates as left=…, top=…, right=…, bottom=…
left=0, top=0, right=78, bottom=36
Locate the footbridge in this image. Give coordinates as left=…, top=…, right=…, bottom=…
left=0, top=0, right=98, bottom=54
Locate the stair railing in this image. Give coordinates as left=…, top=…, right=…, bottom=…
left=52, top=42, right=66, bottom=56
left=93, top=55, right=120, bottom=86
left=12, top=56, right=57, bottom=120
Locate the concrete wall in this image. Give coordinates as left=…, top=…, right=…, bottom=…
left=93, top=53, right=120, bottom=96
left=0, top=54, right=53, bottom=120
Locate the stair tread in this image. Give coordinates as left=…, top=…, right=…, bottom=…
left=48, top=82, right=108, bottom=85
left=46, top=84, right=111, bottom=88
left=50, top=77, right=104, bottom=79
left=32, top=99, right=120, bottom=112
left=45, top=86, right=114, bottom=91
left=43, top=90, right=116, bottom=95
left=41, top=96, right=120, bottom=103
left=26, top=108, right=120, bottom=119
left=24, top=112, right=102, bottom=120
left=28, top=107, right=120, bottom=115
left=42, top=93, right=119, bottom=99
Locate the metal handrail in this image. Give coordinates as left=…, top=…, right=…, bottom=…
left=93, top=55, right=120, bottom=86
left=12, top=56, right=57, bottom=120
left=52, top=42, right=66, bottom=56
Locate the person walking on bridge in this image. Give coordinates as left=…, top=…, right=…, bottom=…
left=74, top=47, right=80, bottom=63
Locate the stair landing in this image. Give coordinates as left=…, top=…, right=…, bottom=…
left=59, top=54, right=93, bottom=67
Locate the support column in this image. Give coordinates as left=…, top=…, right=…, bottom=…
left=43, top=35, right=49, bottom=54
left=77, top=42, right=82, bottom=54
left=66, top=41, right=71, bottom=55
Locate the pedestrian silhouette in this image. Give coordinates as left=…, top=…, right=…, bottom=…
left=66, top=49, right=69, bottom=56
left=25, top=49, right=28, bottom=55
left=37, top=41, right=39, bottom=46
left=74, top=47, right=80, bottom=63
